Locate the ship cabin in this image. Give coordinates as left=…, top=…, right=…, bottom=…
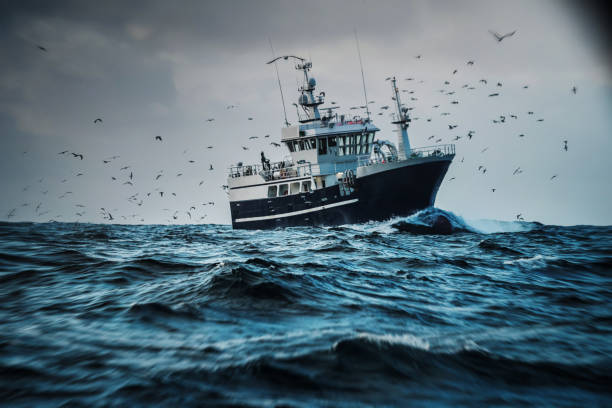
left=227, top=116, right=379, bottom=201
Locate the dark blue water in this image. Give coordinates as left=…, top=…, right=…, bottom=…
left=1, top=208, right=611, bottom=407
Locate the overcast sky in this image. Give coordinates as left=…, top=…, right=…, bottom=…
left=1, top=0, right=610, bottom=226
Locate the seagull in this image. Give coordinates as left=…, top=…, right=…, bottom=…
left=271, top=142, right=281, bottom=147
left=448, top=177, right=456, bottom=181
left=489, top=30, right=516, bottom=42
left=247, top=117, right=253, bottom=121
left=516, top=213, right=524, bottom=221
left=467, top=60, right=474, bottom=65
left=488, top=93, right=499, bottom=97
left=491, top=188, right=496, bottom=192
left=563, top=140, right=568, bottom=151
left=242, top=146, right=249, bottom=150
left=537, top=118, right=544, bottom=122
left=264, top=134, right=270, bottom=138
left=206, top=118, right=215, bottom=122
left=248, top=136, right=258, bottom=139
left=266, top=55, right=305, bottom=64
left=572, top=86, right=577, bottom=94
left=448, top=124, right=458, bottom=130
left=497, top=82, right=502, bottom=87
left=209, top=164, right=214, bottom=170
left=528, top=111, right=534, bottom=115
left=71, top=153, right=84, bottom=160
left=467, top=131, right=474, bottom=140
left=550, top=174, right=558, bottom=180
left=452, top=69, right=458, bottom=74
left=37, top=45, right=47, bottom=52
left=513, top=167, right=522, bottom=175
left=155, top=174, right=162, bottom=180
left=428, top=135, right=435, bottom=140
left=94, top=118, right=103, bottom=124
left=479, top=79, right=488, bottom=84
left=120, top=166, right=130, bottom=170
left=58, top=150, right=68, bottom=155
left=207, top=146, right=214, bottom=149
left=481, top=147, right=489, bottom=153
left=155, top=135, right=162, bottom=141
left=415, top=55, right=422, bottom=59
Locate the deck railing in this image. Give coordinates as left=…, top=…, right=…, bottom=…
left=229, top=160, right=317, bottom=181
left=358, top=144, right=455, bottom=167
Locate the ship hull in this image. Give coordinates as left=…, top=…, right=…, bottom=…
left=229, top=158, right=452, bottom=229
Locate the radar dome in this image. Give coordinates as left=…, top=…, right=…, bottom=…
left=308, top=77, right=316, bottom=88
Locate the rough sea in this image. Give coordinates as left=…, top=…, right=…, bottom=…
left=1, top=208, right=610, bottom=407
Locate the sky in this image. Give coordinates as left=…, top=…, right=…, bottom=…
left=0, top=0, right=611, bottom=226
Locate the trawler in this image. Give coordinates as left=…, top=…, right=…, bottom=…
left=227, top=57, right=454, bottom=229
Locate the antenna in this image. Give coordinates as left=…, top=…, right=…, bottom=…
left=268, top=37, right=290, bottom=127
left=354, top=29, right=370, bottom=121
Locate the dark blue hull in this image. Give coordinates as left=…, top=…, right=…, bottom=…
left=230, top=158, right=452, bottom=229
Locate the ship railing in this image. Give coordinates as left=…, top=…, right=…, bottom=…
left=357, top=144, right=455, bottom=167
left=229, top=160, right=318, bottom=181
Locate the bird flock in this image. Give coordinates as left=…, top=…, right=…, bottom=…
left=5, top=30, right=578, bottom=223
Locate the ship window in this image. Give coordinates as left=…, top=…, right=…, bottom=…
left=301, top=181, right=311, bottom=192
left=348, top=135, right=355, bottom=145
left=349, top=145, right=355, bottom=155
left=279, top=184, right=289, bottom=196
left=267, top=185, right=278, bottom=198
left=287, top=142, right=294, bottom=152
left=318, top=137, right=327, bottom=155
left=299, top=140, right=305, bottom=151
left=290, top=182, right=300, bottom=195
left=328, top=136, right=337, bottom=147
left=368, top=132, right=375, bottom=143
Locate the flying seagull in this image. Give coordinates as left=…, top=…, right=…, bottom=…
left=266, top=55, right=305, bottom=64
left=37, top=45, right=47, bottom=52
left=489, top=30, right=516, bottom=42
left=94, top=118, right=103, bottom=124
left=155, top=135, right=162, bottom=141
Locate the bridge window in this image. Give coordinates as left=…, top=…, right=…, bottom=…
left=301, top=181, right=311, bottom=192
left=279, top=184, right=289, bottom=196
left=267, top=185, right=278, bottom=198
left=318, top=137, right=327, bottom=155
left=328, top=136, right=337, bottom=147
left=338, top=135, right=345, bottom=156
left=290, top=182, right=300, bottom=195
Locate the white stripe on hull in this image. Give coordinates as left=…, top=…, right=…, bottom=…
left=234, top=198, right=359, bottom=223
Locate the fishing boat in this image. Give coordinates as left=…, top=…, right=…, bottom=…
left=227, top=57, right=454, bottom=229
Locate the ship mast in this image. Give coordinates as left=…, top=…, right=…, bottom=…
left=296, top=60, right=323, bottom=123
left=390, top=77, right=411, bottom=159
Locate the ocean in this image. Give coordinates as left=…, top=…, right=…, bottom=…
left=0, top=208, right=610, bottom=407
